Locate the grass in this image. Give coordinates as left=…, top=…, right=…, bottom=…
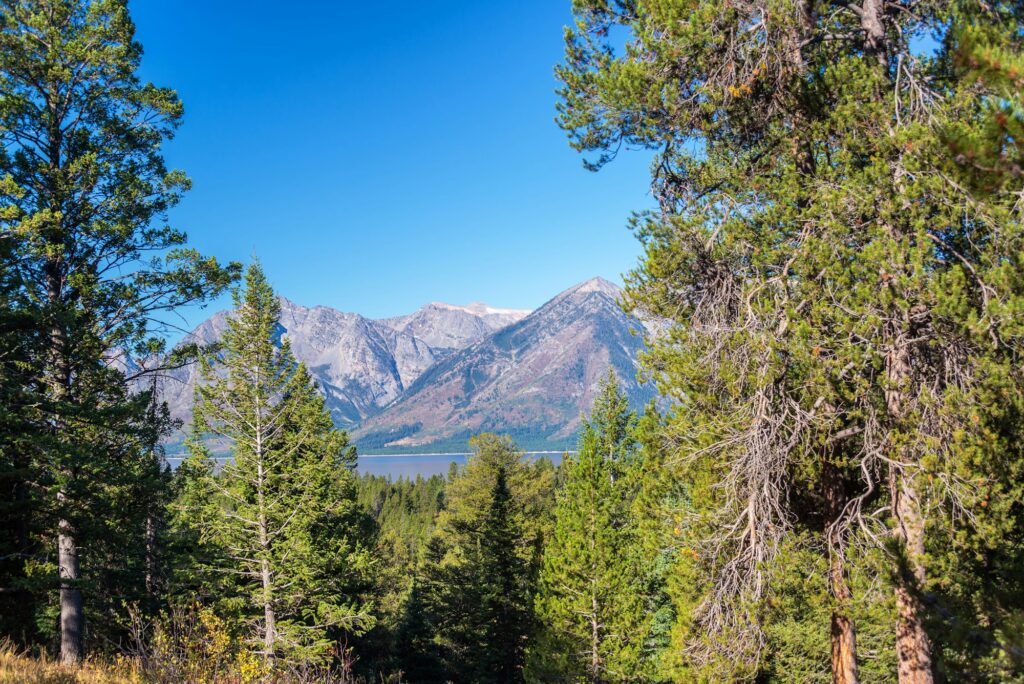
left=0, top=642, right=139, bottom=684
left=0, top=641, right=401, bottom=683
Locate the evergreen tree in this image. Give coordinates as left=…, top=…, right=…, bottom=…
left=393, top=576, right=446, bottom=683
left=557, top=0, right=1024, bottom=681
left=418, top=434, right=555, bottom=682
left=188, top=263, right=373, bottom=667
left=477, top=465, right=532, bottom=683
left=0, top=224, right=42, bottom=646
left=946, top=24, right=1024, bottom=188
left=535, top=373, right=647, bottom=682
left=163, top=443, right=218, bottom=605
left=0, top=0, right=236, bottom=662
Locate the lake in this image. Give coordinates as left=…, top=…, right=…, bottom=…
left=357, top=452, right=565, bottom=479
left=165, top=451, right=566, bottom=479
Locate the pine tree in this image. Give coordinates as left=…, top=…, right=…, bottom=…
left=0, top=0, right=236, bottom=662
left=535, top=373, right=646, bottom=682
left=418, top=434, right=555, bottom=682
left=557, top=0, right=1024, bottom=681
left=477, top=465, right=532, bottom=683
left=188, top=263, right=373, bottom=667
left=946, top=24, right=1024, bottom=189
left=394, top=576, right=446, bottom=683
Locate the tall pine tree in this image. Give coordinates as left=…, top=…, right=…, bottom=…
left=477, top=465, right=532, bottom=684
left=187, top=262, right=372, bottom=667
left=0, top=0, right=236, bottom=662
left=557, top=0, right=1024, bottom=681
left=418, top=434, right=554, bottom=682
left=535, top=373, right=647, bottom=683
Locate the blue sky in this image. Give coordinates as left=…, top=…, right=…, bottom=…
left=130, top=0, right=653, bottom=331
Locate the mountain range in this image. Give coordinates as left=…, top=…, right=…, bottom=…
left=157, top=277, right=655, bottom=453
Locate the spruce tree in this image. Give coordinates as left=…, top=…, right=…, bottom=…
left=418, top=434, right=555, bottom=682
left=0, top=0, right=236, bottom=662
left=535, top=373, right=646, bottom=682
left=477, top=465, right=532, bottom=684
left=0, top=225, right=41, bottom=645
left=188, top=263, right=373, bottom=667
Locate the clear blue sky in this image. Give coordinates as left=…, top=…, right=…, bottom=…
left=130, top=0, right=653, bottom=331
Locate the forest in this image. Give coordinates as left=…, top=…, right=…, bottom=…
left=2, top=0, right=1024, bottom=682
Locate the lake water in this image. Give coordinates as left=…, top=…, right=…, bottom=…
left=165, top=452, right=566, bottom=479
left=357, top=452, right=565, bottom=479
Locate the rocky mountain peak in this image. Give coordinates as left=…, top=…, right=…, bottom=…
left=568, top=276, right=621, bottom=297
left=154, top=277, right=649, bottom=453
left=429, top=301, right=532, bottom=317
left=354, top=277, right=653, bottom=451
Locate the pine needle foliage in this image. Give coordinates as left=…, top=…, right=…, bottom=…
left=187, top=263, right=373, bottom=667
left=535, top=373, right=649, bottom=683
left=556, top=0, right=1024, bottom=680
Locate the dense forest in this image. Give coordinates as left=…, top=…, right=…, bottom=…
left=1, top=0, right=1024, bottom=682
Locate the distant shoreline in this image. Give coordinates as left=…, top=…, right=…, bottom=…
left=164, top=450, right=574, bottom=462
left=359, top=450, right=573, bottom=458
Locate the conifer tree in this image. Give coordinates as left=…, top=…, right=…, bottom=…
left=477, top=465, right=532, bottom=683
left=0, top=0, right=236, bottom=662
left=946, top=24, right=1024, bottom=187
left=535, top=373, right=646, bottom=682
left=163, top=442, right=218, bottom=604
left=0, top=226, right=41, bottom=645
left=418, top=434, right=554, bottom=682
left=188, top=263, right=372, bottom=667
left=557, top=0, right=1024, bottom=681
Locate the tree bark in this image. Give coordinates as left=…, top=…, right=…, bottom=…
left=255, top=405, right=277, bottom=664
left=50, top=346, right=84, bottom=665
left=860, top=0, right=890, bottom=69
left=892, top=472, right=933, bottom=683
left=824, top=458, right=859, bottom=684
left=58, top=513, right=83, bottom=665
left=260, top=554, right=276, bottom=662
left=829, top=557, right=859, bottom=684
left=144, top=512, right=157, bottom=609
left=47, top=261, right=84, bottom=665
left=886, top=335, right=934, bottom=684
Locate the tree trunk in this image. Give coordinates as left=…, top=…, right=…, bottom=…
left=52, top=344, right=85, bottom=666
left=144, top=512, right=157, bottom=609
left=58, top=513, right=83, bottom=665
left=822, top=453, right=859, bottom=684
left=892, top=473, right=933, bottom=683
left=47, top=265, right=84, bottom=665
left=261, top=555, right=277, bottom=661
left=886, top=336, right=934, bottom=684
left=829, top=565, right=859, bottom=684
left=860, top=0, right=890, bottom=69
left=255, top=419, right=276, bottom=665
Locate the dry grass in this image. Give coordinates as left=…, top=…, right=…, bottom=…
left=0, top=642, right=140, bottom=684
left=0, top=639, right=402, bottom=683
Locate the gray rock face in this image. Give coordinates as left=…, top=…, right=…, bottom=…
left=155, top=278, right=652, bottom=452
left=353, top=277, right=656, bottom=450
left=157, top=297, right=528, bottom=430
left=381, top=302, right=529, bottom=352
